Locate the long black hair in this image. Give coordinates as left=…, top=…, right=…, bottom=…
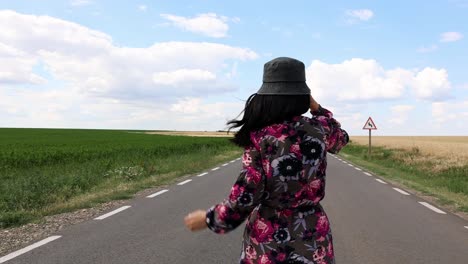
left=227, top=93, right=310, bottom=147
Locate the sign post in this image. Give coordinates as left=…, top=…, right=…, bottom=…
left=362, top=117, right=377, bottom=156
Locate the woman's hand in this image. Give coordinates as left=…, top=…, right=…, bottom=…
left=184, top=210, right=208, bottom=232
left=310, top=95, right=320, bottom=112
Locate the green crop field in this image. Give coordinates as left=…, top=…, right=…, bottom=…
left=0, top=128, right=242, bottom=228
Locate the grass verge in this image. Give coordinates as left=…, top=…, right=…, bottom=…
left=338, top=142, right=468, bottom=214
left=0, top=128, right=243, bottom=228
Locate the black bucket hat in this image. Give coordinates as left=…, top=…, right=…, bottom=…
left=257, top=57, right=311, bottom=95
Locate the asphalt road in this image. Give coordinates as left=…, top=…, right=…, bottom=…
left=1, top=155, right=467, bottom=264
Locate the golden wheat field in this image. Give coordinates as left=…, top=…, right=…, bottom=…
left=350, top=136, right=468, bottom=169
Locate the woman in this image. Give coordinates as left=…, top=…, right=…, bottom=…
left=184, top=57, right=349, bottom=263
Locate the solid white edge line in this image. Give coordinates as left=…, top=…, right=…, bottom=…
left=177, top=179, right=192, bottom=185
left=0, top=236, right=62, bottom=263
left=146, top=189, right=169, bottom=198
left=393, top=188, right=410, bottom=196
left=355, top=168, right=362, bottom=171
left=375, top=179, right=387, bottom=184
left=222, top=163, right=229, bottom=166
left=211, top=167, right=220, bottom=171
left=418, top=202, right=446, bottom=214
left=94, top=206, right=131, bottom=220
left=197, top=172, right=208, bottom=177
left=364, top=172, right=372, bottom=176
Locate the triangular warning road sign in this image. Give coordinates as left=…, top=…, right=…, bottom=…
left=363, top=117, right=377, bottom=130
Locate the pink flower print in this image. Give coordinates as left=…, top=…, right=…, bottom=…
left=276, top=252, right=287, bottom=262
left=216, top=204, right=229, bottom=221
left=289, top=143, right=301, bottom=157
left=231, top=212, right=241, bottom=220
left=258, top=254, right=272, bottom=264
left=243, top=152, right=253, bottom=167
left=278, top=209, right=293, bottom=218
left=245, top=245, right=257, bottom=260
left=229, top=184, right=245, bottom=203
left=265, top=125, right=289, bottom=142
left=315, top=214, right=330, bottom=237
left=312, top=246, right=326, bottom=262
left=262, top=159, right=273, bottom=179
left=246, top=167, right=262, bottom=184
left=327, top=241, right=334, bottom=259
left=250, top=217, right=274, bottom=245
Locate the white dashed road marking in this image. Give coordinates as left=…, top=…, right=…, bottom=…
left=229, top=160, right=235, bottom=163
left=0, top=236, right=62, bottom=263
left=375, top=179, right=387, bottom=184
left=177, top=179, right=192, bottom=186
left=222, top=163, right=229, bottom=166
left=211, top=167, right=220, bottom=171
left=464, top=226, right=468, bottom=230
left=393, top=188, right=410, bottom=196
left=197, top=172, right=208, bottom=177
left=418, top=202, right=446, bottom=214
left=146, top=189, right=169, bottom=198
left=343, top=161, right=348, bottom=164
left=355, top=167, right=362, bottom=171
left=364, top=172, right=372, bottom=176
left=94, top=206, right=131, bottom=220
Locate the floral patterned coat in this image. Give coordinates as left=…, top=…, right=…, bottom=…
left=206, top=106, right=349, bottom=264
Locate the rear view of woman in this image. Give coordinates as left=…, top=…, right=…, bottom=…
left=185, top=57, right=349, bottom=263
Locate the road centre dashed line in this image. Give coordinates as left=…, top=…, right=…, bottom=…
left=0, top=236, right=62, bottom=263
left=94, top=206, right=131, bottom=220
left=197, top=172, right=208, bottom=177
left=392, top=188, right=410, bottom=196
left=375, top=179, right=387, bottom=184
left=146, top=189, right=169, bottom=198
left=418, top=202, right=446, bottom=214
left=177, top=179, right=192, bottom=185
left=211, top=167, right=220, bottom=171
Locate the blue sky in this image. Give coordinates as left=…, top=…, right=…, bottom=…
left=0, top=0, right=467, bottom=135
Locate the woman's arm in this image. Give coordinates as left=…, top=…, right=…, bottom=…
left=205, top=145, right=266, bottom=234
left=310, top=96, right=349, bottom=154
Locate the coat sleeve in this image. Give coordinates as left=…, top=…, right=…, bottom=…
left=205, top=145, right=266, bottom=234
left=311, top=105, right=349, bottom=154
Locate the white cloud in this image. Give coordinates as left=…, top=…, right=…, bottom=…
left=417, top=44, right=438, bottom=53
left=305, top=58, right=452, bottom=102
left=440, top=32, right=463, bottom=42
left=0, top=10, right=258, bottom=130
left=0, top=10, right=257, bottom=98
left=345, top=9, right=374, bottom=23
left=432, top=101, right=468, bottom=124
left=138, top=5, right=147, bottom=12
left=70, top=0, right=93, bottom=7
left=458, top=83, right=468, bottom=90
left=160, top=13, right=230, bottom=38
left=388, top=105, right=415, bottom=125
left=412, top=68, right=451, bottom=99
